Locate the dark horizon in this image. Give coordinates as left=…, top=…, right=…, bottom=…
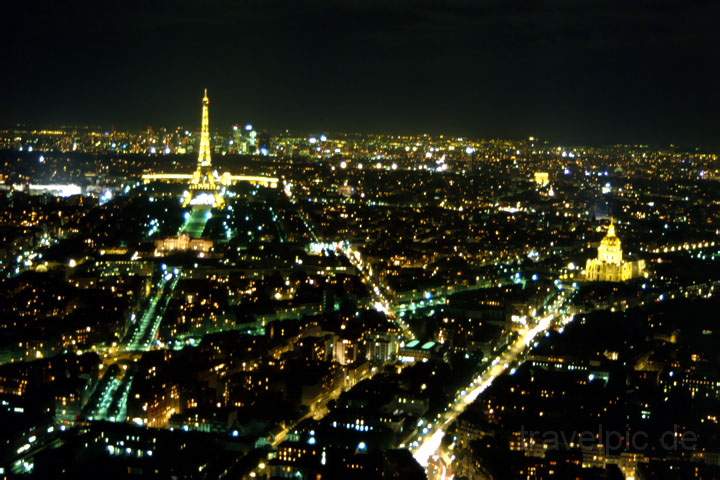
left=2, top=0, right=720, bottom=147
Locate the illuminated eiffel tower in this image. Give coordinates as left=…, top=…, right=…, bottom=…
left=183, top=89, right=225, bottom=208
left=141, top=92, right=278, bottom=195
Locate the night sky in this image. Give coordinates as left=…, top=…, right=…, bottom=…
left=3, top=0, right=719, bottom=145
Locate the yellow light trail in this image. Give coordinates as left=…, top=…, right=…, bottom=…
left=412, top=295, right=572, bottom=467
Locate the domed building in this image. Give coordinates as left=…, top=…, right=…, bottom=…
left=584, top=219, right=645, bottom=282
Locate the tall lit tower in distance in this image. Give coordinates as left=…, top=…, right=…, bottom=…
left=141, top=92, right=278, bottom=194
left=184, top=89, right=225, bottom=208
left=198, top=89, right=212, bottom=169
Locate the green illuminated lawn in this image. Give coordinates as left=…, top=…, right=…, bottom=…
left=180, top=206, right=211, bottom=238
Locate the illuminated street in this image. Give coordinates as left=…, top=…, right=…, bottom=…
left=124, top=270, right=181, bottom=352
left=411, top=287, right=575, bottom=468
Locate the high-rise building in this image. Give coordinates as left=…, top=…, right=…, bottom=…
left=232, top=123, right=257, bottom=154
left=334, top=338, right=357, bottom=365
left=367, top=333, right=399, bottom=364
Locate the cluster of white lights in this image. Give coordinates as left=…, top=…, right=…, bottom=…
left=189, top=192, right=217, bottom=206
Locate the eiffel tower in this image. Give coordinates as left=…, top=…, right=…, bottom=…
left=141, top=92, right=278, bottom=195
left=184, top=89, right=225, bottom=208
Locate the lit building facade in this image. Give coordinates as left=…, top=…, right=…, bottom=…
left=584, top=219, right=645, bottom=282
left=533, top=171, right=549, bottom=187
left=154, top=234, right=213, bottom=255
left=334, top=338, right=357, bottom=365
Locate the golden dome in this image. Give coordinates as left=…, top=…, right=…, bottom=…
left=606, top=218, right=617, bottom=237
left=601, top=219, right=621, bottom=247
